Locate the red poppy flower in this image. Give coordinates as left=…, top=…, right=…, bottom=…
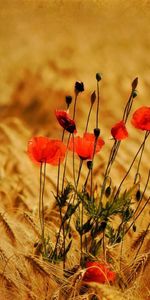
left=28, top=136, right=66, bottom=165
left=131, top=106, right=150, bottom=131
left=55, top=110, right=77, bottom=134
left=69, top=132, right=104, bottom=160
left=111, top=120, right=128, bottom=140
left=82, top=261, right=116, bottom=284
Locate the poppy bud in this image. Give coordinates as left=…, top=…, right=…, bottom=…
left=133, top=224, right=136, bottom=232
left=132, top=77, right=138, bottom=90
left=87, top=160, right=93, bottom=170
left=96, top=73, right=102, bottom=81
left=75, top=81, right=84, bottom=94
left=105, top=186, right=111, bottom=198
left=94, top=128, right=100, bottom=138
left=132, top=90, right=137, bottom=98
left=66, top=95, right=72, bottom=107
left=91, top=295, right=99, bottom=300
left=91, top=91, right=96, bottom=104
left=136, top=189, right=141, bottom=201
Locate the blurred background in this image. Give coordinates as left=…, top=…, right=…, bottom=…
left=0, top=0, right=149, bottom=191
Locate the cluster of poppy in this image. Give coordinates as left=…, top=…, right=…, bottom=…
left=27, top=106, right=150, bottom=164
left=82, top=261, right=116, bottom=284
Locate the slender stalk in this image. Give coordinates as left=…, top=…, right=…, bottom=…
left=72, top=134, right=77, bottom=189
left=83, top=169, right=90, bottom=190
left=96, top=81, right=100, bottom=128
left=85, top=102, right=94, bottom=133
left=97, top=140, right=119, bottom=213
left=133, top=170, right=150, bottom=219
left=61, top=133, right=71, bottom=192
left=122, top=92, right=133, bottom=123
left=39, top=162, right=43, bottom=237
left=102, top=229, right=106, bottom=260
left=115, top=132, right=149, bottom=199
left=73, top=94, right=77, bottom=120
left=57, top=129, right=65, bottom=196
left=98, top=86, right=135, bottom=210
left=125, top=170, right=150, bottom=235
left=41, top=162, right=46, bottom=255
left=134, top=131, right=149, bottom=184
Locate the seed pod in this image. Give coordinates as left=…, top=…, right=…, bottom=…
left=75, top=81, right=84, bottom=93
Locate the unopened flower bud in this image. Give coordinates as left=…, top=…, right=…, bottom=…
left=75, top=81, right=84, bottom=94
left=133, top=224, right=136, bottom=232
left=105, top=186, right=111, bottom=198
left=132, top=90, right=137, bottom=98
left=132, top=77, right=138, bottom=90
left=136, top=189, right=141, bottom=201
left=87, top=160, right=93, bottom=170
left=91, top=91, right=96, bottom=104
left=94, top=128, right=100, bottom=138
left=96, top=73, right=102, bottom=82
left=66, top=95, right=72, bottom=107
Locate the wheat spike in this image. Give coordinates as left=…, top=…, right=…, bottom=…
left=24, top=255, right=50, bottom=276
left=0, top=247, right=7, bottom=262
left=124, top=252, right=150, bottom=284
left=0, top=213, right=16, bottom=245
left=23, top=212, right=40, bottom=237
left=131, top=229, right=150, bottom=250
left=0, top=272, right=18, bottom=290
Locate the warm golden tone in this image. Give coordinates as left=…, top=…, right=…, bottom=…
left=0, top=1, right=150, bottom=299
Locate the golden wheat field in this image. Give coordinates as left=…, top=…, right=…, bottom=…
left=0, top=1, right=150, bottom=299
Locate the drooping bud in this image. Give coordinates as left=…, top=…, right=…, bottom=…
left=132, top=77, right=138, bottom=90
left=133, top=224, right=136, bottom=232
left=96, top=73, right=102, bottom=82
left=94, top=128, right=100, bottom=138
left=105, top=186, right=111, bottom=198
left=91, top=91, right=96, bottom=104
left=75, top=81, right=84, bottom=94
left=136, top=189, right=141, bottom=201
left=66, top=95, right=72, bottom=107
left=87, top=160, right=93, bottom=170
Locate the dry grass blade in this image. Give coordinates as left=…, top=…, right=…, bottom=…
left=0, top=213, right=16, bottom=245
